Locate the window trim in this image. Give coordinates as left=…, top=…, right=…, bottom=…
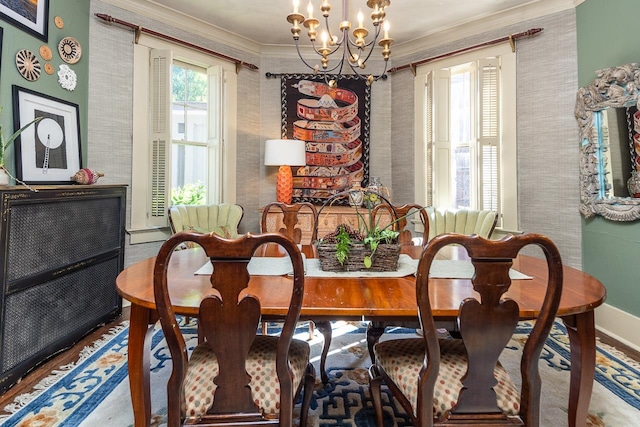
left=413, top=43, right=518, bottom=232
left=129, top=34, right=237, bottom=244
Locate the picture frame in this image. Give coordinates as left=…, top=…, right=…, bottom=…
left=280, top=74, right=371, bottom=204
left=0, top=0, right=49, bottom=42
left=12, top=86, right=82, bottom=184
left=0, top=27, right=3, bottom=72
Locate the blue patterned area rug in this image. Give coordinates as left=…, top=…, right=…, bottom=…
left=0, top=319, right=639, bottom=427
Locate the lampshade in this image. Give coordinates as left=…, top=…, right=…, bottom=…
left=264, top=139, right=307, bottom=166
left=264, top=139, right=307, bottom=204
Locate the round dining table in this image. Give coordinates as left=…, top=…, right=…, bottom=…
left=116, top=244, right=606, bottom=427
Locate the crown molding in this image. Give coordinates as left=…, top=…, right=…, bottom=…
left=98, top=0, right=262, bottom=56
left=99, top=0, right=579, bottom=63
left=393, top=0, right=578, bottom=59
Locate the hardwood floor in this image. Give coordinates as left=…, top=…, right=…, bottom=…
left=0, top=306, right=638, bottom=416
left=0, top=307, right=131, bottom=415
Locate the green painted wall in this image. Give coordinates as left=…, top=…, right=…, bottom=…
left=0, top=0, right=90, bottom=175
left=577, top=0, right=640, bottom=317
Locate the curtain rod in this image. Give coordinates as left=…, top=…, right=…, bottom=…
left=94, top=13, right=259, bottom=73
left=389, top=28, right=543, bottom=76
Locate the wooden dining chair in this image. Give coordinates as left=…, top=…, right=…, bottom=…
left=260, top=201, right=333, bottom=383
left=260, top=201, right=318, bottom=254
left=371, top=203, right=428, bottom=246
left=369, top=233, right=563, bottom=427
left=154, top=231, right=315, bottom=427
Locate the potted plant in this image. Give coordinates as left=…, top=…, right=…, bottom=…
left=0, top=109, right=42, bottom=185
left=316, top=189, right=423, bottom=271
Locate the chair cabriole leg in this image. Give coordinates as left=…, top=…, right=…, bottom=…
left=369, top=365, right=385, bottom=427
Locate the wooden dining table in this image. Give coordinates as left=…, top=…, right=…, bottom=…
left=116, top=244, right=606, bottom=427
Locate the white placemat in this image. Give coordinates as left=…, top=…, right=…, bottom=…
left=304, top=254, right=531, bottom=279
left=195, top=255, right=306, bottom=276
left=304, top=254, right=417, bottom=278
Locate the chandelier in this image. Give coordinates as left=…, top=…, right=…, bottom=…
left=287, top=0, right=392, bottom=86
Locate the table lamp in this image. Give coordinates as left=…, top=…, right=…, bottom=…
left=264, top=139, right=307, bottom=204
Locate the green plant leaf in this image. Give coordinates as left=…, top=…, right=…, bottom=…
left=363, top=256, right=372, bottom=268
left=334, top=225, right=352, bottom=265
left=0, top=115, right=43, bottom=166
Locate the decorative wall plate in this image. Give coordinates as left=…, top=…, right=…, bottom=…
left=15, top=49, right=41, bottom=81
left=44, top=63, right=54, bottom=75
left=39, top=45, right=52, bottom=61
left=55, top=16, right=64, bottom=29
left=58, top=37, right=81, bottom=64
left=58, top=64, right=77, bottom=91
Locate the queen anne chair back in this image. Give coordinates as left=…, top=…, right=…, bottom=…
left=369, top=233, right=563, bottom=426
left=261, top=202, right=318, bottom=245
left=153, top=231, right=315, bottom=427
left=260, top=202, right=319, bottom=260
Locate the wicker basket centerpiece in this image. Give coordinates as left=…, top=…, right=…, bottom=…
left=316, top=223, right=401, bottom=272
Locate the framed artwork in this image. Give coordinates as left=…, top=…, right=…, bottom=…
left=627, top=106, right=640, bottom=171
left=0, top=0, right=49, bottom=42
left=281, top=74, right=371, bottom=204
left=0, top=27, right=3, bottom=72
left=12, top=86, right=82, bottom=184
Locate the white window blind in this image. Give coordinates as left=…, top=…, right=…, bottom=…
left=424, top=70, right=434, bottom=207
left=478, top=58, right=500, bottom=219
left=149, top=49, right=172, bottom=226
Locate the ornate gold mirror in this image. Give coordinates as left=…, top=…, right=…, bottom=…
left=575, top=63, right=640, bottom=221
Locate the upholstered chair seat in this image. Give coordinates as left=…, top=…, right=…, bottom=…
left=374, top=338, right=520, bottom=418
left=184, top=335, right=311, bottom=418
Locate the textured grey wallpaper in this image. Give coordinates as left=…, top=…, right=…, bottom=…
left=89, top=2, right=580, bottom=268
left=389, top=9, right=580, bottom=268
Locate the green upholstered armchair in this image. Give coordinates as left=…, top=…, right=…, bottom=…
left=168, top=203, right=244, bottom=239
left=426, top=207, right=497, bottom=242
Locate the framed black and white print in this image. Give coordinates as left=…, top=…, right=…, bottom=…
left=0, top=27, right=3, bottom=72
left=0, top=0, right=49, bottom=42
left=12, top=86, right=81, bottom=184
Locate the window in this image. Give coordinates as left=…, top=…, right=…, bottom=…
left=129, top=35, right=237, bottom=243
left=414, top=44, right=517, bottom=231
left=171, top=61, right=213, bottom=206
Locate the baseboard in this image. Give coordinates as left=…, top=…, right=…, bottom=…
left=595, top=303, right=640, bottom=352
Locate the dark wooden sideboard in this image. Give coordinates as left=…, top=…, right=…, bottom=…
left=0, top=185, right=126, bottom=392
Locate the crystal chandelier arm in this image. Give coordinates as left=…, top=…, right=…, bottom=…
left=348, top=21, right=382, bottom=51
left=294, top=38, right=347, bottom=74
left=294, top=39, right=324, bottom=71
left=322, top=14, right=347, bottom=48
left=344, top=27, right=380, bottom=67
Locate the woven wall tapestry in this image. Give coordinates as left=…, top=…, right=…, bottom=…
left=281, top=74, right=371, bottom=204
